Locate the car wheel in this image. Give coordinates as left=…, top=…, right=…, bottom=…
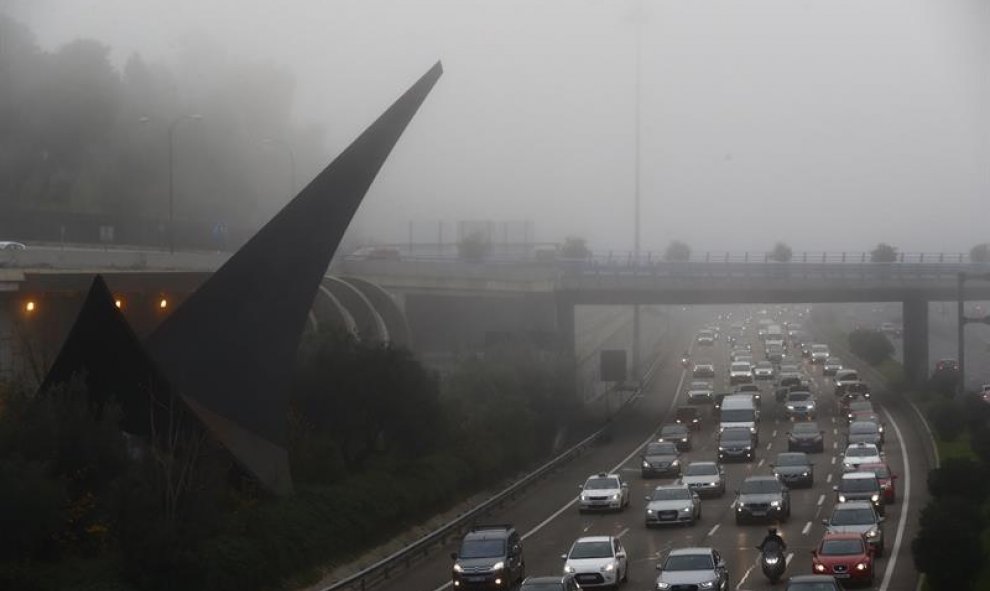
left=621, top=565, right=628, bottom=583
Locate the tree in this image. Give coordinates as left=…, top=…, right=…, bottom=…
left=870, top=243, right=898, bottom=263
left=458, top=231, right=491, bottom=262
left=913, top=496, right=985, bottom=591
left=847, top=328, right=894, bottom=365
left=664, top=240, right=691, bottom=262
left=769, top=242, right=792, bottom=263
left=971, top=243, right=990, bottom=263
left=560, top=236, right=590, bottom=259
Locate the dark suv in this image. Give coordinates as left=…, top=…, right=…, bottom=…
left=451, top=525, right=525, bottom=589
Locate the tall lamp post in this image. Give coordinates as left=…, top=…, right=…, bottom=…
left=167, top=114, right=203, bottom=254
left=262, top=138, right=297, bottom=199
left=631, top=0, right=644, bottom=385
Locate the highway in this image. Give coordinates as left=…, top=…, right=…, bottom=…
left=360, top=307, right=931, bottom=591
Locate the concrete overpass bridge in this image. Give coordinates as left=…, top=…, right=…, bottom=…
left=4, top=246, right=990, bottom=385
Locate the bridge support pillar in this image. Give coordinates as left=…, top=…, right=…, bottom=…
left=902, top=296, right=929, bottom=387
left=555, top=296, right=575, bottom=357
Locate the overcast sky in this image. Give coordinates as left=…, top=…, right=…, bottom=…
left=4, top=0, right=988, bottom=254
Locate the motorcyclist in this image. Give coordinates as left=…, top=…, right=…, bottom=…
left=758, top=527, right=786, bottom=554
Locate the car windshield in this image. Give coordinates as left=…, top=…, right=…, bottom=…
left=721, top=429, right=752, bottom=443
left=650, top=488, right=691, bottom=501
left=459, top=539, right=505, bottom=559
left=792, top=423, right=820, bottom=434
left=685, top=463, right=718, bottom=476
left=569, top=541, right=613, bottom=559
left=690, top=382, right=711, bottom=390
left=776, top=454, right=808, bottom=466
left=780, top=366, right=799, bottom=373
left=756, top=362, right=772, bottom=369
left=841, top=478, right=878, bottom=492
left=787, top=582, right=840, bottom=591
left=645, top=443, right=677, bottom=455
left=520, top=584, right=564, bottom=591
left=676, top=408, right=697, bottom=418
left=813, top=345, right=829, bottom=352
left=846, top=446, right=878, bottom=457
left=850, top=423, right=878, bottom=435
left=849, top=403, right=873, bottom=413
left=831, top=508, right=877, bottom=525
left=741, top=479, right=780, bottom=494
left=838, top=372, right=858, bottom=380
left=865, top=465, right=890, bottom=478
left=820, top=539, right=866, bottom=555
left=661, top=426, right=688, bottom=436
left=788, top=393, right=812, bottom=402
left=720, top=409, right=754, bottom=422
left=731, top=363, right=750, bottom=371
left=826, top=358, right=841, bottom=365
left=584, top=478, right=619, bottom=490
left=663, top=553, right=714, bottom=571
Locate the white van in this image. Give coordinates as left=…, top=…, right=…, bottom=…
left=719, top=394, right=759, bottom=441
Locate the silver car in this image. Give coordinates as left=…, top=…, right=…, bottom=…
left=680, top=461, right=726, bottom=497
left=654, top=547, right=729, bottom=591
left=644, top=484, right=701, bottom=527
left=822, top=501, right=885, bottom=556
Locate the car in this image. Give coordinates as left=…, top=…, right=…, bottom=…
left=848, top=420, right=883, bottom=449
left=822, top=501, right=885, bottom=556
left=834, top=369, right=860, bottom=389
left=786, top=574, right=843, bottom=591
left=680, top=461, right=726, bottom=498
left=658, top=424, right=692, bottom=451
left=859, top=462, right=898, bottom=504
left=674, top=406, right=703, bottom=430
left=834, top=471, right=884, bottom=515
left=811, top=532, right=876, bottom=586
left=654, top=547, right=729, bottom=591
left=451, top=524, right=526, bottom=590
left=735, top=475, right=790, bottom=524
left=823, top=357, right=843, bottom=376
left=732, top=383, right=762, bottom=406
left=934, top=358, right=959, bottom=374
left=850, top=411, right=885, bottom=443
left=766, top=344, right=785, bottom=364
left=718, top=427, right=756, bottom=463
left=0, top=241, right=26, bottom=250
left=562, top=536, right=628, bottom=589
left=687, top=381, right=714, bottom=404
left=520, top=575, right=581, bottom=591
left=753, top=361, right=775, bottom=380
left=712, top=392, right=730, bottom=412
left=880, top=322, right=902, bottom=337
left=842, top=443, right=882, bottom=472
left=692, top=362, right=716, bottom=378
left=771, top=452, right=814, bottom=488
left=784, top=391, right=817, bottom=420
left=845, top=400, right=874, bottom=424
left=578, top=473, right=629, bottom=512
left=644, top=484, right=702, bottom=527
left=696, top=330, right=715, bottom=346
left=729, top=361, right=753, bottom=385
left=641, top=442, right=682, bottom=478
left=835, top=381, right=871, bottom=400
left=787, top=421, right=826, bottom=453
left=810, top=344, right=830, bottom=364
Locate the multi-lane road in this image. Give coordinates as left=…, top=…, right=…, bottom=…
left=360, top=307, right=931, bottom=591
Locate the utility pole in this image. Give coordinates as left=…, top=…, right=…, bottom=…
left=631, top=0, right=644, bottom=386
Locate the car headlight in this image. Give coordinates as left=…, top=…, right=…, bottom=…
left=736, top=505, right=743, bottom=512
left=681, top=437, right=689, bottom=442
left=564, top=565, right=576, bottom=574
left=646, top=508, right=655, bottom=514
left=856, top=562, right=869, bottom=571
left=802, top=471, right=809, bottom=477
left=871, top=494, right=880, bottom=502
left=643, top=460, right=651, bottom=468
left=786, top=405, right=796, bottom=410
left=838, top=495, right=847, bottom=503
left=602, top=562, right=615, bottom=572
left=611, top=494, right=620, bottom=500
left=814, top=563, right=826, bottom=573
left=491, top=561, right=504, bottom=571
left=453, top=564, right=464, bottom=573
left=807, top=402, right=815, bottom=409
left=750, top=426, right=757, bottom=434
left=680, top=506, right=692, bottom=513
left=699, top=581, right=716, bottom=589
left=671, top=460, right=680, bottom=466
left=866, top=528, right=880, bottom=538
left=770, top=500, right=781, bottom=507
left=657, top=583, right=672, bottom=590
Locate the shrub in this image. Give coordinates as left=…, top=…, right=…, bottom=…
left=664, top=240, right=691, bottom=262
left=870, top=242, right=898, bottom=263
left=971, top=243, right=990, bottom=263
left=560, top=236, right=591, bottom=259
left=913, top=496, right=985, bottom=591
left=847, top=328, right=894, bottom=366
left=458, top=231, right=490, bottom=262
left=927, top=457, right=988, bottom=501
left=928, top=399, right=965, bottom=442
left=769, top=242, right=792, bottom=262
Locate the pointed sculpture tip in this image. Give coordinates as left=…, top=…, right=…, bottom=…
left=433, top=60, right=443, bottom=75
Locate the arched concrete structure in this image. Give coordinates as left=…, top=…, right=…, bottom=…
left=340, top=276, right=411, bottom=347
left=309, top=284, right=358, bottom=337
left=322, top=277, right=387, bottom=342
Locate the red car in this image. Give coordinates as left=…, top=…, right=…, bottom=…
left=812, top=532, right=875, bottom=585
left=859, top=462, right=898, bottom=504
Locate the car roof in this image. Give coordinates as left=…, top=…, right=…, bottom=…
left=842, top=472, right=879, bottom=480
left=653, top=483, right=691, bottom=491
left=788, top=574, right=842, bottom=583
left=846, top=442, right=878, bottom=450
left=821, top=531, right=866, bottom=541
left=585, top=473, right=620, bottom=480
left=574, top=535, right=613, bottom=543
left=668, top=547, right=714, bottom=556
left=835, top=500, right=875, bottom=510
left=688, top=460, right=718, bottom=467
left=744, top=475, right=779, bottom=482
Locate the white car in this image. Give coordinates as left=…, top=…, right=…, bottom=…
left=729, top=362, right=753, bottom=385
left=841, top=443, right=883, bottom=472
left=834, top=369, right=860, bottom=388
left=644, top=484, right=701, bottom=527
left=0, top=241, right=26, bottom=250
left=654, top=547, right=729, bottom=591
left=578, top=473, right=629, bottom=512
left=687, top=381, right=714, bottom=404
left=753, top=361, right=775, bottom=380
left=810, top=344, right=831, bottom=364
left=562, top=536, right=628, bottom=588
left=680, top=461, right=726, bottom=497
left=692, top=362, right=716, bottom=378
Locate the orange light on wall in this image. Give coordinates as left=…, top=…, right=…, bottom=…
left=115, top=298, right=123, bottom=309
left=24, top=300, right=36, bottom=313
left=159, top=298, right=168, bottom=310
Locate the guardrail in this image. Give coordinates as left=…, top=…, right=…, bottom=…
left=321, top=347, right=667, bottom=591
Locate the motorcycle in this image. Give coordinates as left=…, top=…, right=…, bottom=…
left=680, top=356, right=691, bottom=368
left=758, top=546, right=786, bottom=584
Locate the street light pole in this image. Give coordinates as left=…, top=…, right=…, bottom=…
left=631, top=0, right=644, bottom=385
left=167, top=114, right=203, bottom=254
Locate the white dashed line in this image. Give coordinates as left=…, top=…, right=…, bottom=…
left=817, top=494, right=825, bottom=506
left=616, top=527, right=629, bottom=539
left=766, top=442, right=772, bottom=450
left=833, top=441, right=838, bottom=449
left=786, top=552, right=794, bottom=565
left=802, top=521, right=812, bottom=535
left=757, top=459, right=765, bottom=468
left=833, top=428, right=838, bottom=435
left=826, top=473, right=833, bottom=483
left=831, top=457, right=836, bottom=465
left=772, top=430, right=777, bottom=437
left=707, top=524, right=720, bottom=537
